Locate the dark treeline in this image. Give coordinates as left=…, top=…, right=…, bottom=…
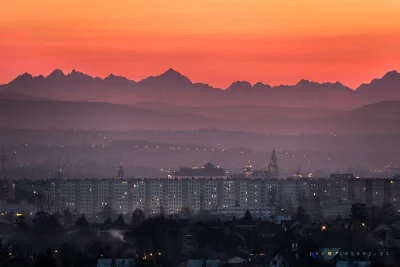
left=1, top=203, right=400, bottom=267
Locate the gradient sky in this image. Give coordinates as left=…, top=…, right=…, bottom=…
left=1, top=0, right=400, bottom=89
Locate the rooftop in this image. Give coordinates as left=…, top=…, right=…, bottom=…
left=174, top=162, right=226, bottom=177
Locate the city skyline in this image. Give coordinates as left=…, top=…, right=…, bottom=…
left=1, top=1, right=400, bottom=266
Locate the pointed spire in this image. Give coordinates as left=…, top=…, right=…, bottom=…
left=56, top=165, right=63, bottom=179
left=117, top=162, right=125, bottom=178
left=268, top=149, right=279, bottom=178
left=271, top=149, right=278, bottom=165
left=245, top=160, right=253, bottom=172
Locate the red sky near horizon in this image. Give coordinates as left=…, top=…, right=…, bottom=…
left=1, top=0, right=400, bottom=89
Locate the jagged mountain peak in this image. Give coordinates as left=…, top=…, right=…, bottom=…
left=8, top=73, right=34, bottom=85
left=139, top=68, right=192, bottom=87
left=47, top=69, right=65, bottom=78
left=382, top=70, right=399, bottom=79
left=159, top=68, right=191, bottom=82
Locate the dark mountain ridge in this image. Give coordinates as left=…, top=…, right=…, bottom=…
left=1, top=68, right=399, bottom=109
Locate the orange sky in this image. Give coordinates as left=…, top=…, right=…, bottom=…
left=1, top=0, right=400, bottom=89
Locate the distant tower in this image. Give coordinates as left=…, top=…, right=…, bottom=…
left=56, top=166, right=63, bottom=179
left=294, top=166, right=302, bottom=178
left=268, top=149, right=279, bottom=178
left=0, top=145, right=7, bottom=177
left=244, top=160, right=253, bottom=178
left=117, top=162, right=125, bottom=178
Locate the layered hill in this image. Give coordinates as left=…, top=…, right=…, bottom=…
left=1, top=98, right=399, bottom=135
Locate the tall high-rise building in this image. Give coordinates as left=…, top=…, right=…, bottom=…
left=6, top=176, right=399, bottom=220
left=268, top=149, right=279, bottom=178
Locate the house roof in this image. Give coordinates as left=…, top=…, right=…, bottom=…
left=228, top=220, right=259, bottom=227
left=115, top=259, right=135, bottom=267
left=218, top=233, right=247, bottom=255
left=391, top=229, right=400, bottom=238
left=205, top=260, right=221, bottom=267
left=336, top=261, right=371, bottom=267
left=184, top=259, right=221, bottom=267
left=280, top=220, right=300, bottom=229
left=96, top=259, right=113, bottom=267
left=253, top=250, right=296, bottom=266
left=310, top=231, right=377, bottom=251
left=174, top=164, right=226, bottom=177
left=256, top=222, right=282, bottom=235
left=227, top=257, right=247, bottom=264
left=186, top=260, right=204, bottom=267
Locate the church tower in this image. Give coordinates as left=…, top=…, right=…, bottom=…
left=268, top=149, right=279, bottom=178
left=244, top=160, right=253, bottom=178
left=56, top=166, right=63, bottom=179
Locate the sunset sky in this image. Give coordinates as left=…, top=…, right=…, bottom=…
left=1, top=0, right=400, bottom=89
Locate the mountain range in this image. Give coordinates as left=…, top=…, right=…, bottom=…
left=1, top=98, right=400, bottom=135
left=1, top=68, right=400, bottom=109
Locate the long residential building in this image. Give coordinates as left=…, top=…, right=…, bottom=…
left=1, top=176, right=400, bottom=219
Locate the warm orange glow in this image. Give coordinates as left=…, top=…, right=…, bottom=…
left=1, top=0, right=400, bottom=88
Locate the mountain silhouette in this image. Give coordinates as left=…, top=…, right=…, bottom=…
left=139, top=68, right=192, bottom=89
left=47, top=69, right=65, bottom=80
left=356, top=70, right=400, bottom=100
left=227, top=81, right=258, bottom=92
left=1, top=68, right=400, bottom=108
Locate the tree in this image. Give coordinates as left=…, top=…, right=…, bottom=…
left=15, top=214, right=27, bottom=232
left=113, top=214, right=126, bottom=229
left=379, top=203, right=395, bottom=222
left=85, top=240, right=112, bottom=261
left=179, top=207, right=193, bottom=219
left=135, top=259, right=154, bottom=267
left=6, top=210, right=14, bottom=224
left=268, top=214, right=277, bottom=224
left=75, top=215, right=89, bottom=229
left=130, top=208, right=145, bottom=227
left=58, top=242, right=77, bottom=267
left=33, top=211, right=61, bottom=233
left=159, top=206, right=165, bottom=216
left=104, top=217, right=112, bottom=227
left=63, top=208, right=73, bottom=225
left=2, top=258, right=32, bottom=267
left=242, top=210, right=252, bottom=221
left=34, top=249, right=56, bottom=267
left=350, top=203, right=368, bottom=222
left=100, top=204, right=115, bottom=221
left=294, top=206, right=310, bottom=224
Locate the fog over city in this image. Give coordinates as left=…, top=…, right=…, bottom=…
left=1, top=0, right=400, bottom=265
